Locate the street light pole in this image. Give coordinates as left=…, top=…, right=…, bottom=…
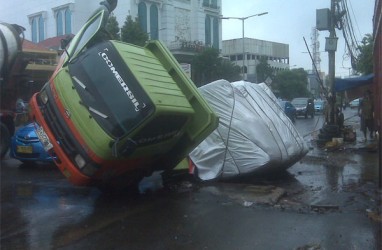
left=242, top=18, right=245, bottom=79
left=221, top=12, right=268, bottom=80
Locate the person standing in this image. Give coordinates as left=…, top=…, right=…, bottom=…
left=358, top=90, right=374, bottom=141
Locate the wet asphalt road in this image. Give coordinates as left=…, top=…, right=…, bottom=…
left=1, top=108, right=381, bottom=250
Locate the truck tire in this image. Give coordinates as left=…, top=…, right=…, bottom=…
left=1, top=123, right=11, bottom=159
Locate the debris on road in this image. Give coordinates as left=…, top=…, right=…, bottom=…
left=295, top=243, right=322, bottom=250
left=310, top=204, right=340, bottom=212
left=366, top=209, right=382, bottom=222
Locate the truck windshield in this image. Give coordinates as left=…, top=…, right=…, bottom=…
left=69, top=41, right=154, bottom=138
left=67, top=11, right=104, bottom=60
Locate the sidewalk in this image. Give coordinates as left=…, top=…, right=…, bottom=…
left=310, top=108, right=379, bottom=153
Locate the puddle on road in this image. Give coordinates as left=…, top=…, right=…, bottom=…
left=295, top=150, right=378, bottom=191
left=1, top=180, right=98, bottom=250
left=286, top=147, right=380, bottom=211
left=201, top=183, right=285, bottom=207
left=1, top=167, right=178, bottom=250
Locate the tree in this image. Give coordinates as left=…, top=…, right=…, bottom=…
left=106, top=14, right=120, bottom=40
left=120, top=15, right=148, bottom=46
left=355, top=34, right=373, bottom=75
left=191, top=48, right=241, bottom=87
left=217, top=59, right=241, bottom=83
left=256, top=57, right=274, bottom=83
left=273, top=68, right=310, bottom=100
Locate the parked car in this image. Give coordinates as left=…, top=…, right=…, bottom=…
left=314, top=99, right=326, bottom=114
left=291, top=97, right=315, bottom=118
left=278, top=100, right=296, bottom=122
left=349, top=98, right=360, bottom=109
left=10, top=122, right=54, bottom=164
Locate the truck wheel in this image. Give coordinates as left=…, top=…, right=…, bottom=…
left=1, top=123, right=11, bottom=159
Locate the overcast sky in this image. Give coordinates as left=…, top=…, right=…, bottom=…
left=221, top=0, right=375, bottom=77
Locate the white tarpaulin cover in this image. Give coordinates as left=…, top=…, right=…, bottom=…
left=189, top=80, right=308, bottom=181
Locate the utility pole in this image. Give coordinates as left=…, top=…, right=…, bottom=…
left=326, top=0, right=338, bottom=125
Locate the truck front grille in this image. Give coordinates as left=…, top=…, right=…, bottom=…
left=38, top=86, right=82, bottom=166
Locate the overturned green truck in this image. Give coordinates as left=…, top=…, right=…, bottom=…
left=29, top=0, right=218, bottom=189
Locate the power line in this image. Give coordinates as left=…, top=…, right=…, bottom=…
left=337, top=0, right=361, bottom=69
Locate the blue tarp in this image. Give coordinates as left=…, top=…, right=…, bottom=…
left=335, top=74, right=374, bottom=92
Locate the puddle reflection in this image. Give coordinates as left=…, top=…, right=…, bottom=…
left=2, top=182, right=98, bottom=250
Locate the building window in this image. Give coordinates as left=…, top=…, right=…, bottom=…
left=203, top=0, right=219, bottom=9
left=211, top=0, right=218, bottom=8
left=205, top=16, right=211, bottom=46
left=138, top=2, right=147, bottom=33
left=212, top=17, right=219, bottom=49
left=150, top=5, right=159, bottom=39
left=30, top=15, right=44, bottom=43
left=56, top=7, right=72, bottom=36
left=31, top=18, right=38, bottom=42
left=206, top=15, right=219, bottom=49
left=57, top=11, right=63, bottom=36
left=65, top=9, right=72, bottom=34
left=38, top=16, right=45, bottom=42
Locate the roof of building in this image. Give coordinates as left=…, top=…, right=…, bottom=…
left=22, top=39, right=50, bottom=51
left=37, top=34, right=74, bottom=50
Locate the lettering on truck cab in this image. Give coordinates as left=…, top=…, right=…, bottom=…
left=99, top=48, right=141, bottom=111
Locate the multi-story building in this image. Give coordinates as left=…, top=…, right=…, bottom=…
left=0, top=0, right=222, bottom=64
left=2, top=0, right=294, bottom=83
left=222, top=38, right=289, bottom=83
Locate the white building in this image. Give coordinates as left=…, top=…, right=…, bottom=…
left=1, top=0, right=291, bottom=76
left=0, top=0, right=222, bottom=63
left=222, top=38, right=289, bottom=83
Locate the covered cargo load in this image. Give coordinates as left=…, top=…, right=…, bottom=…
left=190, top=80, right=308, bottom=181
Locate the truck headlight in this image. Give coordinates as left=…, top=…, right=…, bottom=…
left=74, top=154, right=86, bottom=168
left=40, top=90, right=49, bottom=104
left=74, top=154, right=98, bottom=176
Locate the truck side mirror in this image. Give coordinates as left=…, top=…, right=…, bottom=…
left=60, top=36, right=72, bottom=49
left=100, top=0, right=117, bottom=12
left=60, top=37, right=73, bottom=61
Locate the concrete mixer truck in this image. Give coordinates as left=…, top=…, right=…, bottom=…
left=0, top=23, right=26, bottom=158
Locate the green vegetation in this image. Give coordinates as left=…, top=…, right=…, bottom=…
left=273, top=68, right=310, bottom=100
left=256, top=57, right=274, bottom=83
left=120, top=16, right=148, bottom=46
left=355, top=34, right=373, bottom=75
left=191, top=48, right=241, bottom=87
left=105, top=14, right=120, bottom=40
